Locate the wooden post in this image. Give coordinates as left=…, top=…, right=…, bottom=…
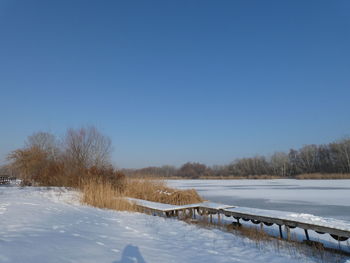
left=260, top=222, right=264, bottom=230
left=210, top=214, right=213, bottom=224
left=193, top=208, right=196, bottom=219
left=279, top=225, right=283, bottom=239
left=218, top=213, right=221, bottom=225
left=304, top=229, right=310, bottom=241
left=285, top=226, right=291, bottom=240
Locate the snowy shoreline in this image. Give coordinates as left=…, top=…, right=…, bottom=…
left=1, top=186, right=349, bottom=263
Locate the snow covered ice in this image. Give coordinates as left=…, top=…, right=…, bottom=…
left=0, top=186, right=348, bottom=263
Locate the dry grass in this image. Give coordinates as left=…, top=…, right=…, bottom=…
left=161, top=174, right=350, bottom=180
left=152, top=175, right=284, bottom=180
left=80, top=177, right=136, bottom=211
left=209, top=175, right=283, bottom=180
left=80, top=177, right=203, bottom=211
left=295, top=173, right=350, bottom=179
left=185, top=216, right=347, bottom=263
left=124, top=178, right=203, bottom=205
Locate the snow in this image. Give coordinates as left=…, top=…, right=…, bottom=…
left=127, top=197, right=200, bottom=211
left=0, top=186, right=337, bottom=263
left=127, top=198, right=234, bottom=211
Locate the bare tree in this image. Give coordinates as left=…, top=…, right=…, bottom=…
left=232, top=156, right=270, bottom=176
left=270, top=152, right=290, bottom=177
left=330, top=138, right=350, bottom=173
left=176, top=162, right=211, bottom=178
left=7, top=146, right=49, bottom=185
left=297, top=145, right=319, bottom=173
left=26, top=132, right=60, bottom=161
left=64, top=126, right=112, bottom=169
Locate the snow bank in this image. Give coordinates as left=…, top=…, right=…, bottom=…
left=0, top=187, right=345, bottom=263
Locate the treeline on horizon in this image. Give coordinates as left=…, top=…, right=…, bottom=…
left=2, top=128, right=349, bottom=181
left=124, top=138, right=350, bottom=179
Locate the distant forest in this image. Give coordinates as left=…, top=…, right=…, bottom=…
left=2, top=131, right=350, bottom=181
left=124, top=138, right=350, bottom=179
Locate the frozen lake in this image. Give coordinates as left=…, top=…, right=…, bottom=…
left=167, top=179, right=350, bottom=222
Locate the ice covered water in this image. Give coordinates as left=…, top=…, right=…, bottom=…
left=168, top=179, right=350, bottom=221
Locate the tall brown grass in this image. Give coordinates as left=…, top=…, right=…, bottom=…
left=124, top=178, right=202, bottom=205
left=80, top=177, right=136, bottom=211
left=80, top=177, right=203, bottom=212
left=295, top=173, right=350, bottom=179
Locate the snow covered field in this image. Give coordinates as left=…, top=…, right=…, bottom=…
left=167, top=179, right=350, bottom=221
left=1, top=186, right=346, bottom=263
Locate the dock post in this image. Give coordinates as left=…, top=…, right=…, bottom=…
left=278, top=225, right=283, bottom=239
left=218, top=213, right=221, bottom=225
left=260, top=222, right=264, bottom=230
left=304, top=229, right=310, bottom=241
left=285, top=226, right=291, bottom=240
left=193, top=208, right=196, bottom=219
left=210, top=214, right=213, bottom=224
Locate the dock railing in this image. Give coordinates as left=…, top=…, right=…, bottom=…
left=128, top=198, right=350, bottom=245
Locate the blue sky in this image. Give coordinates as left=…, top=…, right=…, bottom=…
left=1, top=0, right=349, bottom=168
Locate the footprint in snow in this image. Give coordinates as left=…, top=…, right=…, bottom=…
left=96, top=242, right=105, bottom=246
left=72, top=233, right=80, bottom=237
left=111, top=249, right=120, bottom=253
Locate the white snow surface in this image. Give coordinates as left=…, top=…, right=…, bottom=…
left=127, top=197, right=234, bottom=211
left=0, top=186, right=331, bottom=263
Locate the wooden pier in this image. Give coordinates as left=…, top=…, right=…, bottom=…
left=128, top=198, right=350, bottom=243
left=0, top=176, right=16, bottom=185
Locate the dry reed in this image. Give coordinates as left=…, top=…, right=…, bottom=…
left=295, top=173, right=350, bottom=180
left=80, top=177, right=203, bottom=212
left=80, top=177, right=136, bottom=211
left=124, top=178, right=203, bottom=205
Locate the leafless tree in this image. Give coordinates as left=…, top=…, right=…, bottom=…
left=64, top=126, right=112, bottom=169
left=330, top=138, right=350, bottom=173
left=232, top=156, right=270, bottom=176
left=26, top=132, right=60, bottom=161
left=298, top=145, right=318, bottom=173
left=270, top=152, right=290, bottom=177
left=176, top=162, right=211, bottom=178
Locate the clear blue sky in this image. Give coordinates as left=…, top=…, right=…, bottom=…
left=1, top=0, right=349, bottom=168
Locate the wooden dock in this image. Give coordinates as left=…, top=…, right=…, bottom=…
left=128, top=198, right=350, bottom=243
left=0, top=176, right=16, bottom=185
